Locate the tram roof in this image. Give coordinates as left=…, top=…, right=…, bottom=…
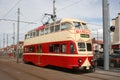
left=25, top=18, right=87, bottom=34
left=60, top=18, right=86, bottom=23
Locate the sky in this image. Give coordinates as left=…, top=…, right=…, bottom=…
left=0, top=0, right=120, bottom=47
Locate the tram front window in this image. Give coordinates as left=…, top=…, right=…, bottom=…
left=61, top=22, right=72, bottom=30
left=73, top=22, right=82, bottom=29
left=78, top=42, right=86, bottom=51
left=82, top=23, right=88, bottom=30
left=87, top=43, right=92, bottom=51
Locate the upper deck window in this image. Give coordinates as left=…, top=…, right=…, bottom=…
left=36, top=31, right=39, bottom=36
left=33, top=32, right=36, bottom=37
left=30, top=33, right=32, bottom=38
left=61, top=22, right=72, bottom=30
left=25, top=34, right=27, bottom=39
left=50, top=26, right=54, bottom=33
left=55, top=25, right=60, bottom=32
left=73, top=22, right=82, bottom=29
left=40, top=29, right=44, bottom=35
left=44, top=27, right=49, bottom=34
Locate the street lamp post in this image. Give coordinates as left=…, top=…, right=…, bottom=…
left=102, top=0, right=110, bottom=70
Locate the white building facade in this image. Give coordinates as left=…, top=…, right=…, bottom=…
left=112, top=13, right=120, bottom=53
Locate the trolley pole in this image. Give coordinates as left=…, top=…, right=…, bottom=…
left=102, top=0, right=110, bottom=70
left=53, top=0, right=56, bottom=21
left=17, top=8, right=20, bottom=63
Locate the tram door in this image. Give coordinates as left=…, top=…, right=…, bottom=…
left=38, top=45, right=42, bottom=64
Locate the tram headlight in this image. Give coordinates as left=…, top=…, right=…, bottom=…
left=91, top=59, right=95, bottom=62
left=78, top=59, right=82, bottom=63
left=91, top=59, right=94, bottom=62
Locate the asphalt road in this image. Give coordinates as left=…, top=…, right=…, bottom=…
left=0, top=57, right=120, bottom=80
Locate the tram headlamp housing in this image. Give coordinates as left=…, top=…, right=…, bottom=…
left=78, top=59, right=82, bottom=63
left=91, top=59, right=95, bottom=62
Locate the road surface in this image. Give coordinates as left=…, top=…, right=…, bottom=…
left=0, top=57, right=120, bottom=80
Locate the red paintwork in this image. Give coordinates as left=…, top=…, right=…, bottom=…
left=23, top=54, right=93, bottom=69
left=36, top=25, right=46, bottom=31
left=23, top=40, right=94, bottom=69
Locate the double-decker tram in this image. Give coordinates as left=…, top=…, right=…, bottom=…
left=23, top=18, right=95, bottom=72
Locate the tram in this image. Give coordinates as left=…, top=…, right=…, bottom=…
left=23, top=18, right=95, bottom=71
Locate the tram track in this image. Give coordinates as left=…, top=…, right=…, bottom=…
left=0, top=68, right=20, bottom=80
left=0, top=58, right=120, bottom=80
left=0, top=60, right=47, bottom=80
left=80, top=71, right=120, bottom=80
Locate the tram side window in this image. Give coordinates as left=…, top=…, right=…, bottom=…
left=40, top=29, right=44, bottom=35
left=50, top=26, right=54, bottom=33
left=61, top=44, right=66, bottom=53
left=61, top=22, right=72, bottom=30
left=24, top=47, right=29, bottom=53
left=49, top=44, right=54, bottom=52
left=36, top=31, right=39, bottom=36
left=24, top=46, right=35, bottom=53
left=25, top=34, right=27, bottom=39
left=70, top=43, right=75, bottom=53
left=27, top=34, right=30, bottom=39
left=33, top=32, right=36, bottom=37
left=55, top=25, right=60, bottom=32
left=29, top=46, right=35, bottom=53
left=44, top=27, right=49, bottom=34
left=30, top=33, right=32, bottom=38
left=49, top=44, right=66, bottom=53
left=87, top=43, right=92, bottom=51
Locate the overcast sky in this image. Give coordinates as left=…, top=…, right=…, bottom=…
left=0, top=0, right=120, bottom=47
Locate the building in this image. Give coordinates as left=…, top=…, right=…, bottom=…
left=112, top=13, right=120, bottom=53
left=92, top=38, right=103, bottom=59
left=0, top=41, right=24, bottom=58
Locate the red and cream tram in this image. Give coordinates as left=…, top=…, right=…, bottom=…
left=23, top=18, right=95, bottom=71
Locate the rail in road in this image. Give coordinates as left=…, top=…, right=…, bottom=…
left=0, top=57, right=120, bottom=80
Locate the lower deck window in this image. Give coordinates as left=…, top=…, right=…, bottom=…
left=49, top=44, right=66, bottom=53
left=24, top=46, right=35, bottom=53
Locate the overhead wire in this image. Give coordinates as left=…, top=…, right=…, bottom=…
left=2, top=0, right=22, bottom=18
left=57, top=0, right=82, bottom=12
